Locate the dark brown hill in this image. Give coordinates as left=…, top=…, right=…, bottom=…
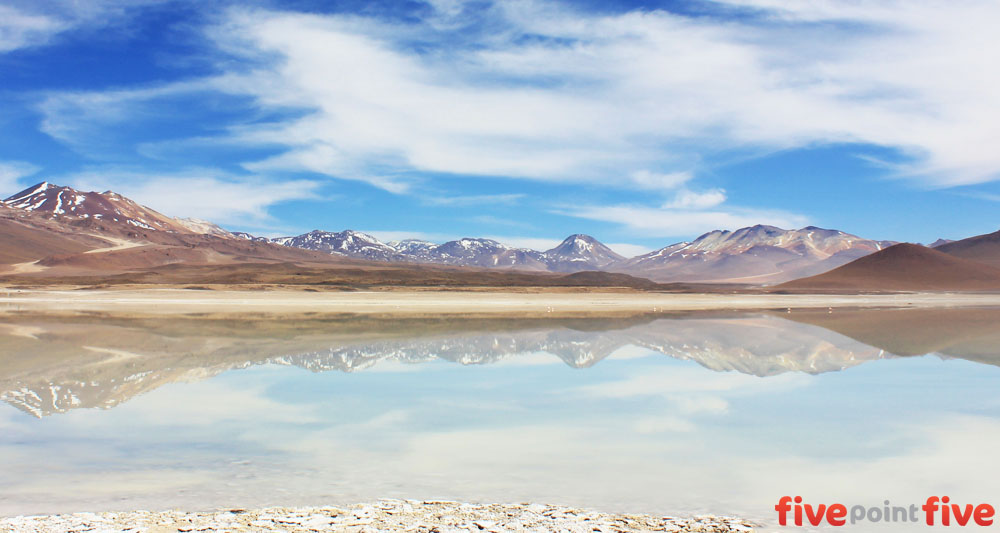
left=777, top=243, right=1000, bottom=291
left=936, top=228, right=1000, bottom=267
left=552, top=270, right=660, bottom=289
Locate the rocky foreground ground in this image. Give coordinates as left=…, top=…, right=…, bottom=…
left=0, top=500, right=757, bottom=532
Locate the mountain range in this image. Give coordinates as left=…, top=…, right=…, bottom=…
left=252, top=225, right=897, bottom=283
left=0, top=183, right=657, bottom=288
left=267, top=231, right=626, bottom=273
left=2, top=181, right=999, bottom=290
left=615, top=225, right=895, bottom=283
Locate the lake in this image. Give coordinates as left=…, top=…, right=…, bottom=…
left=2, top=307, right=999, bottom=531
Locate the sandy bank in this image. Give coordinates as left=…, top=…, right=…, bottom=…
left=0, top=288, right=999, bottom=318
left=0, top=500, right=756, bottom=532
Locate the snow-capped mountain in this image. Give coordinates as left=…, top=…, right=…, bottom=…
left=270, top=231, right=550, bottom=269
left=617, top=225, right=895, bottom=283
left=388, top=239, right=436, bottom=256
left=3, top=182, right=193, bottom=233
left=262, top=225, right=895, bottom=281
left=274, top=232, right=626, bottom=271
left=543, top=234, right=625, bottom=272
left=275, top=231, right=626, bottom=270
left=421, top=238, right=548, bottom=269
left=174, top=217, right=231, bottom=236
left=271, top=230, right=403, bottom=261
left=232, top=231, right=270, bottom=243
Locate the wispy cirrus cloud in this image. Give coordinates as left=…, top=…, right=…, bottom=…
left=663, top=189, right=728, bottom=210
left=420, top=193, right=525, bottom=207
left=0, top=1, right=166, bottom=53
left=955, top=191, right=1000, bottom=203
left=0, top=161, right=40, bottom=196
left=37, top=80, right=235, bottom=162
left=206, top=0, right=1000, bottom=188
left=0, top=5, right=65, bottom=52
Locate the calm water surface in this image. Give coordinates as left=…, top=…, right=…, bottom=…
left=2, top=308, right=999, bottom=531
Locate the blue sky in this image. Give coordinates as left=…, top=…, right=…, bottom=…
left=1, top=0, right=998, bottom=255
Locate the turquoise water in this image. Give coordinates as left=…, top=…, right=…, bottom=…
left=1, top=310, right=999, bottom=531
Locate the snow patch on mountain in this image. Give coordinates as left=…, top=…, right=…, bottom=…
left=3, top=182, right=191, bottom=233
left=619, top=225, right=895, bottom=283
left=271, top=230, right=402, bottom=261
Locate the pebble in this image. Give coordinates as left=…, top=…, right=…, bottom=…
left=0, top=500, right=757, bottom=532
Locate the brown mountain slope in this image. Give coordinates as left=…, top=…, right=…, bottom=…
left=0, top=218, right=100, bottom=264
left=0, top=209, right=357, bottom=275
left=0, top=183, right=373, bottom=275
left=0, top=205, right=119, bottom=264
left=936, top=228, right=1000, bottom=267
left=777, top=243, right=1000, bottom=291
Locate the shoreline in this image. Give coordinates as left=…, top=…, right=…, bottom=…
left=1, top=287, right=999, bottom=318
left=0, top=500, right=758, bottom=532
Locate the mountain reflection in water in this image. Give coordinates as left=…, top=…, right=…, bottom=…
left=2, top=307, right=1000, bottom=530
left=2, top=308, right=1000, bottom=417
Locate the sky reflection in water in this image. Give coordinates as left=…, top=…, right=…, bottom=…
left=1, top=308, right=999, bottom=531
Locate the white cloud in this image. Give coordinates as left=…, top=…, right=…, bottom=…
left=361, top=230, right=455, bottom=244
left=425, top=0, right=467, bottom=18
left=558, top=204, right=809, bottom=236
left=606, top=242, right=653, bottom=257
left=37, top=80, right=218, bottom=158
left=634, top=415, right=696, bottom=434
left=664, top=188, right=728, bottom=209
left=958, top=191, right=1000, bottom=203
left=468, top=214, right=531, bottom=228
left=421, top=193, right=525, bottom=206
left=202, top=1, right=1000, bottom=189
left=0, top=1, right=164, bottom=53
left=0, top=161, right=40, bottom=197
left=0, top=5, right=65, bottom=52
left=62, top=169, right=321, bottom=225
left=485, top=236, right=561, bottom=250
left=629, top=170, right=693, bottom=191
left=206, top=9, right=656, bottom=185
left=242, top=144, right=413, bottom=194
